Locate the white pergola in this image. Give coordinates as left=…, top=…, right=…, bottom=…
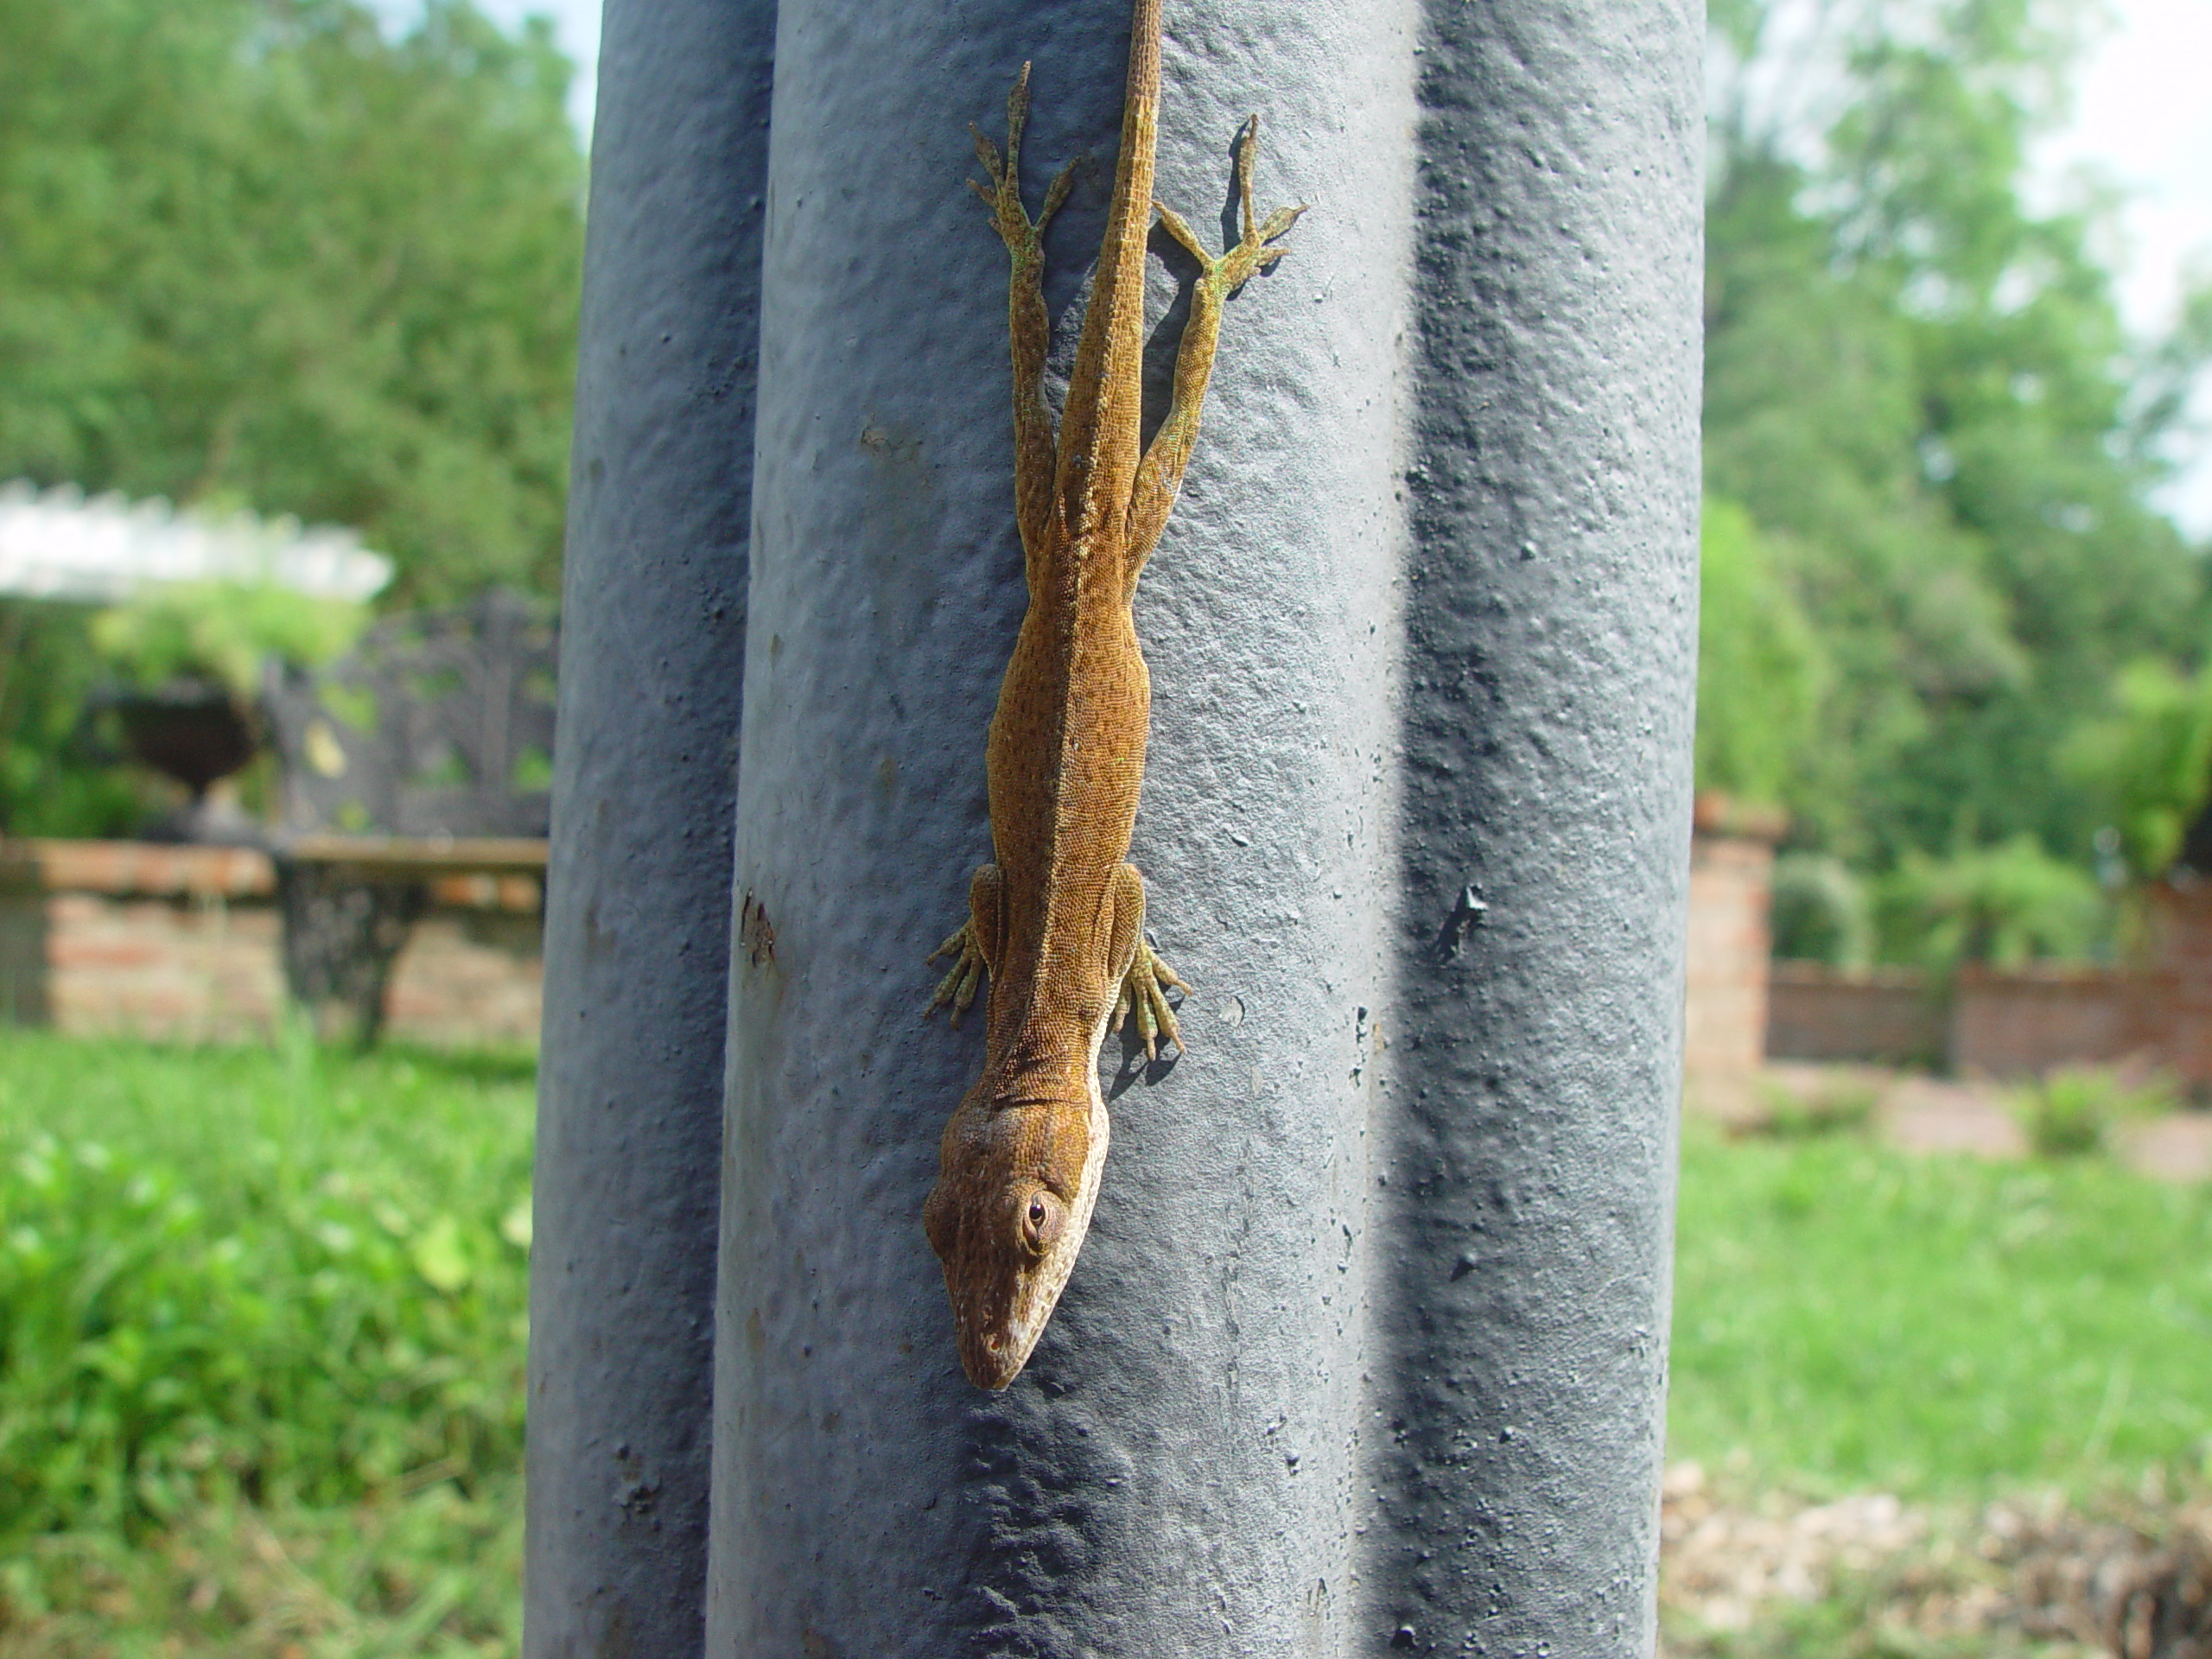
left=0, top=480, right=393, bottom=603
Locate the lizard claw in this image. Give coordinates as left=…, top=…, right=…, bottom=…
left=1116, top=934, right=1190, bottom=1060
left=972, top=65, right=1077, bottom=251
left=1154, top=118, right=1304, bottom=296
left=927, top=924, right=988, bottom=1027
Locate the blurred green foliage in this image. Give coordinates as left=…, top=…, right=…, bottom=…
left=0, top=0, right=582, bottom=835
left=0, top=1481, right=523, bottom=1654
left=0, top=0, right=582, bottom=605
left=1697, top=498, right=1827, bottom=811
left=1771, top=834, right=2112, bottom=978
left=2062, top=658, right=2212, bottom=879
left=1698, top=0, right=2212, bottom=940
left=1871, top=836, right=2107, bottom=975
left=0, top=1029, right=532, bottom=1541
left=88, top=580, right=366, bottom=698
left=2013, top=1065, right=2177, bottom=1160
left=0, top=599, right=146, bottom=836
left=1748, top=1076, right=1879, bottom=1141
left=1770, top=852, right=1875, bottom=966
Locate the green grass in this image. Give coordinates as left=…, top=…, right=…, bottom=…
left=0, top=1484, right=522, bottom=1657
left=0, top=1028, right=531, bottom=1651
left=1670, top=1113, right=2212, bottom=1500
left=6, top=1030, right=2210, bottom=1646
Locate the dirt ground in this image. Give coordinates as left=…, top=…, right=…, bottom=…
left=1697, top=1063, right=2212, bottom=1182
left=1660, top=1462, right=2212, bottom=1657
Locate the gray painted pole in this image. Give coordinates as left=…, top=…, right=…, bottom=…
left=707, top=0, right=1697, bottom=1649
left=1365, top=0, right=1702, bottom=1645
left=525, top=0, right=773, bottom=1651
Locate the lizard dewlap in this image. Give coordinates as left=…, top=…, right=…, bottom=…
left=922, top=0, right=1302, bottom=1391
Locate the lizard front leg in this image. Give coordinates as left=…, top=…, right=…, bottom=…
left=1106, top=862, right=1191, bottom=1060
left=1122, top=116, right=1305, bottom=578
left=927, top=863, right=1004, bottom=1025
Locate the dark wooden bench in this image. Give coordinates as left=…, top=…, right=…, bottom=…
left=260, top=591, right=556, bottom=1042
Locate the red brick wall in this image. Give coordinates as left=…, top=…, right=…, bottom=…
left=0, top=827, right=1789, bottom=1072
left=14, top=839, right=2205, bottom=1081
left=1948, top=963, right=2157, bottom=1079
left=0, top=839, right=542, bottom=1048
left=1769, top=889, right=2212, bottom=1087
left=40, top=893, right=285, bottom=1043
left=384, top=910, right=543, bottom=1048
left=1937, top=883, right=2212, bottom=1084
left=1764, top=964, right=1948, bottom=1066
left=2143, top=880, right=2212, bottom=1085
left=1684, top=832, right=1773, bottom=1083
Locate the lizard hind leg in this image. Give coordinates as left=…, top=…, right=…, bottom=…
left=927, top=864, right=1005, bottom=1027
left=1157, top=116, right=1306, bottom=296
left=969, top=63, right=1078, bottom=252
left=970, top=64, right=1077, bottom=575
left=1122, top=116, right=1306, bottom=575
left=1106, top=863, right=1192, bottom=1061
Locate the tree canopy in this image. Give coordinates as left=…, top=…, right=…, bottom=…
left=1699, top=0, right=2212, bottom=915
left=0, top=0, right=582, bottom=834
left=0, top=0, right=584, bottom=604
left=3, top=0, right=2207, bottom=928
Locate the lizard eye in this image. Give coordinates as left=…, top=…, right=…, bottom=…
left=1018, top=1190, right=1063, bottom=1255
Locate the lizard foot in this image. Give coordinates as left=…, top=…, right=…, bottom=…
left=1155, top=116, right=1306, bottom=297
left=1113, top=934, right=1192, bottom=1061
left=969, top=62, right=1078, bottom=258
left=926, top=922, right=988, bottom=1026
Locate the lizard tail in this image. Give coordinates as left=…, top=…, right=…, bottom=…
left=1051, top=0, right=1163, bottom=536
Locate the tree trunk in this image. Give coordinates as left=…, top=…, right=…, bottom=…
left=705, top=0, right=1698, bottom=1649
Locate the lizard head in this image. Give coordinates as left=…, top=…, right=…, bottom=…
left=923, top=1173, right=1075, bottom=1389
left=922, top=1084, right=1105, bottom=1390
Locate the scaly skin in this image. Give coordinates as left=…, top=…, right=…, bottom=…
left=922, top=0, right=1303, bottom=1391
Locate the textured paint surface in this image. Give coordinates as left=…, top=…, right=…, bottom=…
left=702, top=0, right=1698, bottom=1649
left=1363, top=0, right=1703, bottom=1647
left=524, top=1, right=773, bottom=1654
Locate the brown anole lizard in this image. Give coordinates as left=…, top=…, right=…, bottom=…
left=922, top=0, right=1302, bottom=1390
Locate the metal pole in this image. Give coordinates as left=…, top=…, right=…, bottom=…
left=705, top=0, right=1698, bottom=1648
left=1362, top=0, right=1703, bottom=1643
left=525, top=0, right=774, bottom=1651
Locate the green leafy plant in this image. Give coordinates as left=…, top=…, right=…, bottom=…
left=1770, top=853, right=1875, bottom=966
left=2013, top=1066, right=2176, bottom=1160
left=1872, top=836, right=2106, bottom=976
left=2062, top=657, right=2212, bottom=880
left=0, top=1032, right=531, bottom=1541
left=1696, top=497, right=1828, bottom=813
left=1748, top=1077, right=1878, bottom=1141
left=88, top=580, right=365, bottom=700
left=0, top=599, right=147, bottom=836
